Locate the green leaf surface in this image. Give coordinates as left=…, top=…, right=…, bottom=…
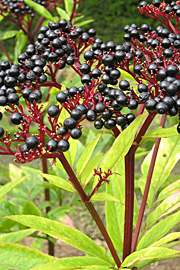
left=150, top=232, right=180, bottom=247
left=121, top=247, right=180, bottom=269
left=141, top=125, right=178, bottom=143
left=0, top=243, right=55, bottom=269
left=0, top=176, right=27, bottom=200
left=101, top=112, right=148, bottom=171
left=22, top=201, right=41, bottom=216
left=41, top=173, right=76, bottom=193
left=0, top=15, right=4, bottom=22
left=157, top=179, right=180, bottom=203
left=0, top=30, right=19, bottom=40
left=137, top=211, right=180, bottom=250
left=14, top=32, right=27, bottom=63
left=146, top=190, right=180, bottom=229
left=30, top=256, right=113, bottom=270
left=76, top=133, right=102, bottom=175
left=7, top=215, right=112, bottom=264
left=64, top=0, right=73, bottom=15
left=0, top=229, right=35, bottom=243
left=57, top=7, right=70, bottom=20
left=91, top=192, right=123, bottom=204
left=138, top=136, right=180, bottom=207
left=24, top=0, right=53, bottom=20
left=80, top=153, right=103, bottom=187
left=64, top=138, right=77, bottom=167
left=106, top=161, right=125, bottom=253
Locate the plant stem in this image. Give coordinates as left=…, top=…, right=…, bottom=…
left=41, top=152, right=54, bottom=256
left=0, top=41, right=12, bottom=62
left=58, top=153, right=121, bottom=268
left=131, top=114, right=166, bottom=252
left=123, top=147, right=135, bottom=261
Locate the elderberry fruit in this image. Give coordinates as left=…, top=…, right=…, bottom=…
left=48, top=105, right=60, bottom=118
left=57, top=139, right=70, bottom=152
left=57, top=126, right=68, bottom=136
left=21, top=144, right=29, bottom=154
left=94, top=119, right=104, bottom=129
left=86, top=110, right=97, bottom=121
left=64, top=117, right=77, bottom=130
left=26, top=136, right=39, bottom=150
left=46, top=139, right=58, bottom=152
left=10, top=113, right=23, bottom=125
left=177, top=124, right=180, bottom=134
left=70, top=128, right=82, bottom=139
left=104, top=119, right=116, bottom=129
left=71, top=108, right=83, bottom=121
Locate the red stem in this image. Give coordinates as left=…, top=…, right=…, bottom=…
left=123, top=147, right=135, bottom=261
left=0, top=41, right=12, bottom=62
left=131, top=114, right=166, bottom=252
left=58, top=153, right=121, bottom=268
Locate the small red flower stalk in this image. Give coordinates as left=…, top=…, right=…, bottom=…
left=0, top=0, right=180, bottom=268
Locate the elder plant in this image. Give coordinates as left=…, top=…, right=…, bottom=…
left=0, top=0, right=180, bottom=269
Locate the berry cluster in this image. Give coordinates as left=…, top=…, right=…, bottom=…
left=0, top=0, right=180, bottom=163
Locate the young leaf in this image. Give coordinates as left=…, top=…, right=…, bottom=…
left=76, top=133, right=102, bottom=175
left=64, top=0, right=73, bottom=15
left=150, top=232, right=180, bottom=247
left=76, top=19, right=94, bottom=27
left=7, top=215, right=113, bottom=264
left=41, top=173, right=76, bottom=193
left=156, top=179, right=180, bottom=203
left=121, top=247, right=180, bottom=269
left=0, top=229, right=35, bottom=243
left=22, top=201, right=41, bottom=216
left=0, top=30, right=19, bottom=40
left=30, top=256, right=113, bottom=270
left=0, top=176, right=27, bottom=200
left=105, top=161, right=125, bottom=253
left=138, top=136, right=180, bottom=208
left=137, top=211, right=180, bottom=250
left=90, top=192, right=123, bottom=204
left=80, top=153, right=103, bottom=187
left=0, top=243, right=55, bottom=269
left=141, top=125, right=178, bottom=143
left=101, top=112, right=148, bottom=171
left=24, top=0, right=53, bottom=20
left=57, top=7, right=70, bottom=21
left=146, top=190, right=180, bottom=229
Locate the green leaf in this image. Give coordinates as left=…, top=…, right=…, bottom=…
left=9, top=163, right=23, bottom=181
left=121, top=247, right=180, bottom=269
left=24, top=0, right=53, bottom=20
left=64, top=0, right=73, bottom=15
left=0, top=243, right=55, bottom=270
left=150, top=232, right=180, bottom=247
left=105, top=161, right=125, bottom=253
left=0, top=229, right=35, bottom=243
left=146, top=190, right=180, bottom=229
left=41, top=173, right=76, bottom=193
left=7, top=215, right=113, bottom=264
left=22, top=201, right=41, bottom=216
left=76, top=133, right=102, bottom=175
left=157, top=179, right=180, bottom=203
left=64, top=138, right=77, bottom=167
left=0, top=15, right=5, bottom=23
left=91, top=192, right=123, bottom=204
left=138, top=136, right=180, bottom=207
left=80, top=153, right=103, bottom=187
left=57, top=7, right=70, bottom=20
left=0, top=176, right=27, bottom=200
left=14, top=31, right=27, bottom=64
left=30, top=256, right=113, bottom=270
left=0, top=30, right=19, bottom=40
left=137, top=211, right=180, bottom=250
left=101, top=112, right=148, bottom=171
left=76, top=19, right=94, bottom=27
left=141, top=125, right=178, bottom=143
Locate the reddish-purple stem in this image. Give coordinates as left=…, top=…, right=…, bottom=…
left=131, top=114, right=166, bottom=252
left=58, top=153, right=121, bottom=268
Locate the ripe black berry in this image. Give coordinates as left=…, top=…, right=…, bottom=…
left=26, top=136, right=39, bottom=149
left=71, top=108, right=83, bottom=121
left=64, top=117, right=77, bottom=130
left=57, top=139, right=70, bottom=152
left=94, top=119, right=104, bottom=129
left=119, top=80, right=130, bottom=90
left=70, top=128, right=82, bottom=139
left=46, top=139, right=58, bottom=152
left=86, top=110, right=97, bottom=121
left=0, top=127, right=4, bottom=137
left=94, top=103, right=106, bottom=113
left=10, top=113, right=23, bottom=125
left=48, top=105, right=60, bottom=118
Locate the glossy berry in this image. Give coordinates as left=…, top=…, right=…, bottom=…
left=86, top=110, right=97, bottom=121
left=48, top=105, right=60, bottom=118
left=57, top=139, right=70, bottom=152
left=21, top=144, right=29, bottom=154
left=177, top=124, right=180, bottom=134
left=94, top=103, right=106, bottom=113
left=57, top=126, right=68, bottom=136
left=64, top=117, right=77, bottom=130
left=70, top=128, right=82, bottom=139
left=94, top=119, right=104, bottom=129
left=10, top=113, right=23, bottom=125
left=71, top=108, right=83, bottom=121
left=26, top=136, right=39, bottom=150
left=46, top=139, right=58, bottom=152
left=119, top=80, right=130, bottom=90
